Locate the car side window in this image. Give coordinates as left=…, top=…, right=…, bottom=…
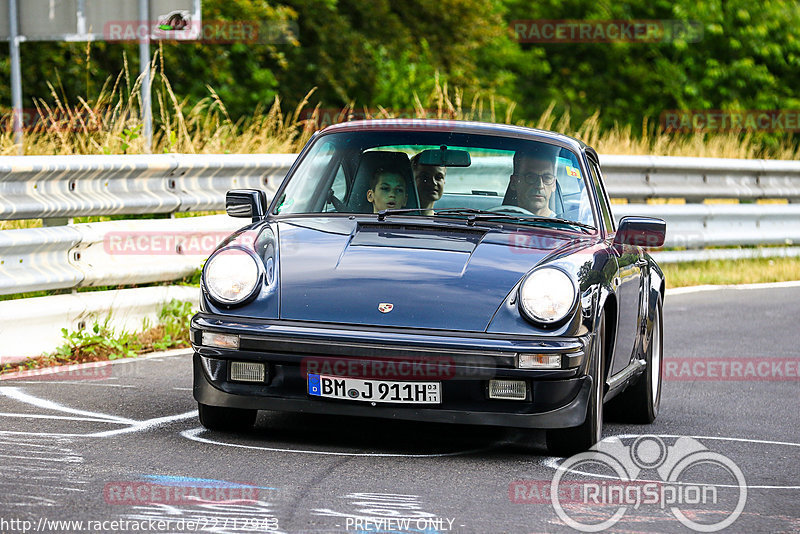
left=324, top=164, right=347, bottom=212
left=587, top=160, right=615, bottom=233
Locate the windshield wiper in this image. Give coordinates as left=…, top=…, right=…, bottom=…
left=433, top=208, right=596, bottom=233
left=375, top=208, right=427, bottom=221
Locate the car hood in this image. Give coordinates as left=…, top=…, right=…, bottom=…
left=276, top=217, right=587, bottom=331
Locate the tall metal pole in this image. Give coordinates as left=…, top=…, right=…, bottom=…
left=8, top=0, right=24, bottom=154
left=138, top=0, right=152, bottom=152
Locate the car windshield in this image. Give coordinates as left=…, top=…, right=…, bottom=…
left=273, top=130, right=596, bottom=230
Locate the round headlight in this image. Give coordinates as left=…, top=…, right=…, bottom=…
left=518, top=267, right=577, bottom=324
left=204, top=248, right=261, bottom=305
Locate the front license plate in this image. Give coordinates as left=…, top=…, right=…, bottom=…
left=308, top=374, right=441, bottom=404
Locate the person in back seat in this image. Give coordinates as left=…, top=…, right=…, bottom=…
left=366, top=167, right=409, bottom=213
left=411, top=152, right=446, bottom=215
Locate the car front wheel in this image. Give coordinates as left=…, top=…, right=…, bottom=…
left=198, top=403, right=257, bottom=431
left=607, top=294, right=663, bottom=423
left=546, top=313, right=606, bottom=456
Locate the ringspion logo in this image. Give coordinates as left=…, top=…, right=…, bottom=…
left=545, top=436, right=746, bottom=532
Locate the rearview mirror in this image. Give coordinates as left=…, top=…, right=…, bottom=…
left=226, top=189, right=267, bottom=222
left=418, top=146, right=471, bottom=167
left=614, top=217, right=666, bottom=247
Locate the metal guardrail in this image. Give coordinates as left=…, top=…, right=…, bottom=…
left=0, top=154, right=294, bottom=220
left=601, top=155, right=800, bottom=201
left=0, top=215, right=242, bottom=295
left=614, top=203, right=800, bottom=248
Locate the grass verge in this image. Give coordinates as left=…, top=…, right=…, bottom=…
left=0, top=48, right=797, bottom=160
left=662, top=257, right=800, bottom=288
left=0, top=299, right=193, bottom=375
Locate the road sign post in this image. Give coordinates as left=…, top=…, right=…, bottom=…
left=1, top=0, right=200, bottom=155
left=7, top=0, right=23, bottom=153
left=139, top=0, right=152, bottom=152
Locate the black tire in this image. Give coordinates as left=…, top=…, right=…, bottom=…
left=607, top=294, right=663, bottom=424
left=546, top=313, right=606, bottom=456
left=198, top=403, right=257, bottom=431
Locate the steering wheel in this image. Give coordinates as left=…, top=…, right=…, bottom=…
left=487, top=205, right=535, bottom=216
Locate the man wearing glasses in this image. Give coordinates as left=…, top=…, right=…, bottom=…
left=509, top=145, right=558, bottom=217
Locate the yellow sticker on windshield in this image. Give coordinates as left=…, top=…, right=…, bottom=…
left=565, top=165, right=580, bottom=178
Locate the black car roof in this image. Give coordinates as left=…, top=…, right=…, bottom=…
left=319, top=119, right=590, bottom=153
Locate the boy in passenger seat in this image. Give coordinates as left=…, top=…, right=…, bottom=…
left=366, top=168, right=409, bottom=213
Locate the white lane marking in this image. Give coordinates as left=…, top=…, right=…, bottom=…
left=0, top=387, right=136, bottom=425
left=0, top=413, right=125, bottom=423
left=0, top=410, right=198, bottom=438
left=666, top=280, right=800, bottom=295
left=1, top=381, right=136, bottom=388
left=614, top=433, right=800, bottom=448
left=0, top=453, right=82, bottom=463
left=172, top=387, right=193, bottom=391
left=541, top=433, right=800, bottom=490
left=0, top=431, right=95, bottom=438
left=0, top=386, right=196, bottom=437
left=181, top=427, right=494, bottom=458
left=87, top=411, right=198, bottom=438
left=0, top=434, right=88, bottom=508
left=0, top=439, right=73, bottom=451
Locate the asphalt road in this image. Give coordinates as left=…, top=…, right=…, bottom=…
left=0, top=284, right=798, bottom=534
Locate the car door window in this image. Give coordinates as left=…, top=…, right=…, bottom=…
left=323, top=164, right=347, bottom=212
left=588, top=160, right=615, bottom=234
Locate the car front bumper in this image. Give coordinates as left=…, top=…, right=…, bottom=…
left=191, top=313, right=594, bottom=429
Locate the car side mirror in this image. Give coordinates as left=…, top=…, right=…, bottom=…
left=613, top=216, right=666, bottom=248
left=226, top=189, right=267, bottom=222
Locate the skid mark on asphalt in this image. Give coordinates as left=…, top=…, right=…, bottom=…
left=0, top=435, right=88, bottom=508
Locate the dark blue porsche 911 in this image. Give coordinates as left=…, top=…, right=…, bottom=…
left=191, top=119, right=666, bottom=456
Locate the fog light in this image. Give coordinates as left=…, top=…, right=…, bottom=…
left=230, top=361, right=265, bottom=383
left=489, top=379, right=527, bottom=400
left=518, top=353, right=562, bottom=369
left=202, top=332, right=239, bottom=349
